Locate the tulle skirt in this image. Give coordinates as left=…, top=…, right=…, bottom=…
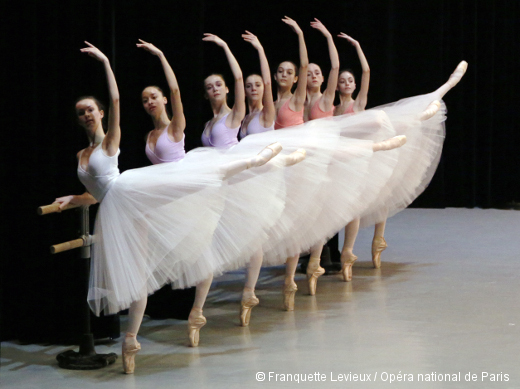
left=87, top=93, right=446, bottom=315
left=358, top=91, right=446, bottom=227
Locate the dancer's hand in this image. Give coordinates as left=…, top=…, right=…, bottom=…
left=55, top=193, right=97, bottom=208
left=136, top=39, right=163, bottom=56
left=282, top=16, right=302, bottom=35
left=80, top=41, right=108, bottom=62
left=338, top=33, right=359, bottom=47
left=310, top=18, right=331, bottom=38
left=242, top=31, right=263, bottom=50
left=54, top=195, right=75, bottom=209
left=203, top=33, right=227, bottom=47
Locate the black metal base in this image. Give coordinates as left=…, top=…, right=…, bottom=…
left=299, top=240, right=342, bottom=275
left=56, top=334, right=117, bottom=370
left=56, top=350, right=118, bottom=370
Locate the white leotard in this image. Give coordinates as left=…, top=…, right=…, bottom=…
left=77, top=144, right=120, bottom=201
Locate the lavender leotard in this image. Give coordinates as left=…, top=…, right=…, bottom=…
left=146, top=130, right=186, bottom=164
left=240, top=112, right=274, bottom=139
left=201, top=113, right=239, bottom=147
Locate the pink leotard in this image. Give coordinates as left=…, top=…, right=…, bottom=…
left=145, top=130, right=186, bottom=164
left=335, top=103, right=355, bottom=116
left=77, top=144, right=120, bottom=202
left=274, top=99, right=304, bottom=129
left=309, top=99, right=334, bottom=120
left=240, top=112, right=274, bottom=139
left=201, top=113, right=239, bottom=147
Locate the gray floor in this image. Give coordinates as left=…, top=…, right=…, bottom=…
left=2, top=209, right=520, bottom=389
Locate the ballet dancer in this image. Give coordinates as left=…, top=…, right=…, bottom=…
left=335, top=32, right=467, bottom=280
left=52, top=41, right=448, bottom=375
left=240, top=31, right=276, bottom=138
left=304, top=19, right=339, bottom=121
left=137, top=39, right=219, bottom=348
left=236, top=31, right=276, bottom=326
left=298, top=18, right=340, bottom=297
left=333, top=32, right=380, bottom=280
left=270, top=16, right=310, bottom=310
left=54, top=42, right=285, bottom=373
left=201, top=33, right=245, bottom=147
left=138, top=39, right=186, bottom=164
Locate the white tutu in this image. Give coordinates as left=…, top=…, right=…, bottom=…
left=358, top=92, right=446, bottom=227
left=87, top=92, right=446, bottom=315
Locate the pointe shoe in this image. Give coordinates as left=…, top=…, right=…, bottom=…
left=122, top=333, right=141, bottom=374
left=283, top=282, right=298, bottom=311
left=248, top=142, right=283, bottom=168
left=306, top=263, right=325, bottom=296
left=373, top=135, right=407, bottom=152
left=284, top=149, right=307, bottom=167
left=447, top=61, right=468, bottom=88
left=240, top=295, right=260, bottom=327
left=188, top=310, right=207, bottom=347
left=340, top=253, right=358, bottom=282
left=419, top=100, right=441, bottom=121
left=372, top=236, right=387, bottom=269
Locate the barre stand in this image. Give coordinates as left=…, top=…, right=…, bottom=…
left=39, top=203, right=117, bottom=370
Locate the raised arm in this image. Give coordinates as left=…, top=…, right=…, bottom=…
left=203, top=34, right=245, bottom=127
left=81, top=42, right=120, bottom=156
left=283, top=17, right=308, bottom=110
left=242, top=31, right=275, bottom=126
left=311, top=19, right=339, bottom=110
left=137, top=39, right=186, bottom=142
left=339, top=33, right=370, bottom=112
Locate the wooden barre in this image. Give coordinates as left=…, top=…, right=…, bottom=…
left=38, top=203, right=80, bottom=215
left=50, top=238, right=85, bottom=254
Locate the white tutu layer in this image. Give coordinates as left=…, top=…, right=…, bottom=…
left=358, top=92, right=446, bottom=227
left=87, top=92, right=446, bottom=315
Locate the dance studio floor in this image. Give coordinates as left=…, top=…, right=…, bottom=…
left=2, top=208, right=520, bottom=389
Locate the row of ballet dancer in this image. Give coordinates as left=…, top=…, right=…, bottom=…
left=54, top=16, right=467, bottom=373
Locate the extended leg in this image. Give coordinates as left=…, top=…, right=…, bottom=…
left=221, top=142, right=282, bottom=180
left=188, top=276, right=213, bottom=347
left=420, top=62, right=468, bottom=122
left=419, top=100, right=441, bottom=121
left=433, top=61, right=468, bottom=99
left=341, top=218, right=360, bottom=282
left=372, top=136, right=407, bottom=152
left=275, top=149, right=307, bottom=167
left=241, top=250, right=263, bottom=326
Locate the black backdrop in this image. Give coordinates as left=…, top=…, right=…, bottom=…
left=1, top=0, right=519, bottom=342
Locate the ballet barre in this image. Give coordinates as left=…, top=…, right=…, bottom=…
left=39, top=203, right=94, bottom=255
left=37, top=202, right=80, bottom=215
left=38, top=202, right=116, bottom=370
left=51, top=236, right=94, bottom=254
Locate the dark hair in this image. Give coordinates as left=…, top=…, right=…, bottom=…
left=245, top=73, right=263, bottom=82
left=142, top=85, right=165, bottom=97
left=309, top=62, right=322, bottom=72
left=203, top=74, right=228, bottom=103
left=75, top=95, right=105, bottom=112
left=74, top=96, right=107, bottom=128
left=142, top=85, right=171, bottom=119
left=277, top=61, right=299, bottom=76
left=204, top=73, right=226, bottom=89
left=339, top=68, right=356, bottom=82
